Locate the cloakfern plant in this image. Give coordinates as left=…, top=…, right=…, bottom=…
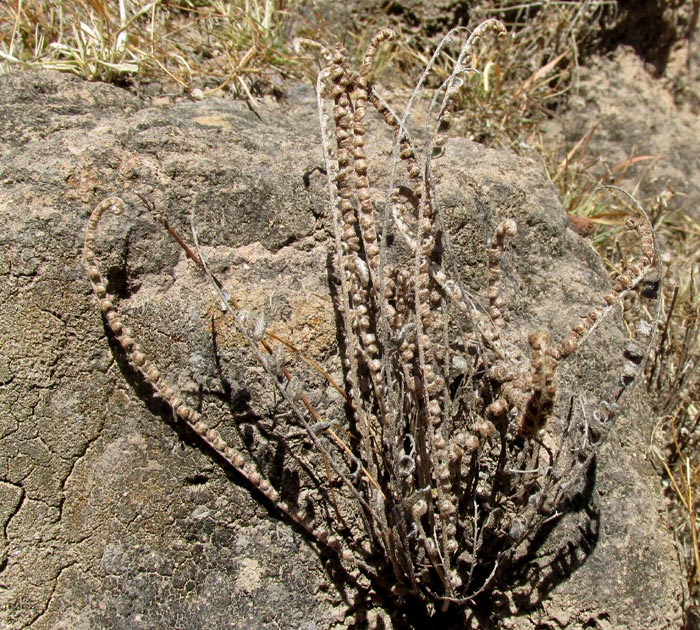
left=84, top=19, right=660, bottom=619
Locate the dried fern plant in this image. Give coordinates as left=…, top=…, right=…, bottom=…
left=83, top=20, right=661, bottom=618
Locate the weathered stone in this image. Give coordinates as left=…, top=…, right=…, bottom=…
left=0, top=69, right=684, bottom=629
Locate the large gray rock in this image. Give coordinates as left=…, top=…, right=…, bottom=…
left=0, top=70, right=685, bottom=628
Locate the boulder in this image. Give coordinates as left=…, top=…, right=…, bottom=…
left=0, top=70, right=685, bottom=628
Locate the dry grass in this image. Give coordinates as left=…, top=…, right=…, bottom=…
left=537, top=102, right=700, bottom=613
left=446, top=1, right=614, bottom=149
left=325, top=1, right=616, bottom=150
left=648, top=208, right=700, bottom=610
left=0, top=0, right=304, bottom=96
left=541, top=131, right=662, bottom=242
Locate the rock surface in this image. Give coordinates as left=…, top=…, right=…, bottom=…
left=0, top=70, right=686, bottom=629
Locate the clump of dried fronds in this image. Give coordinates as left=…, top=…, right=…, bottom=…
left=0, top=0, right=301, bottom=95
left=84, top=20, right=661, bottom=617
